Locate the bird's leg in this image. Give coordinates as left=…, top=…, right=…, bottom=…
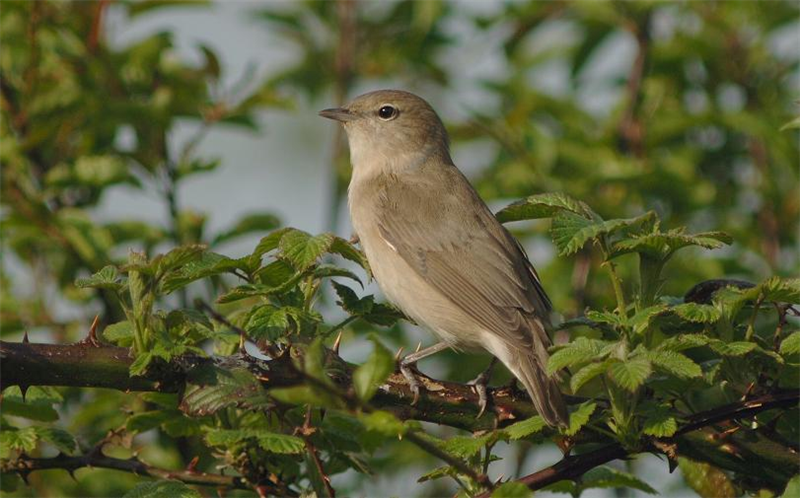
left=399, top=342, right=450, bottom=405
left=467, top=357, right=498, bottom=418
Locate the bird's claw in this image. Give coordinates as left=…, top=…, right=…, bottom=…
left=468, top=372, right=491, bottom=418
left=468, top=358, right=497, bottom=419
left=400, top=361, right=423, bottom=405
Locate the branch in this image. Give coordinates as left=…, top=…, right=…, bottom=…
left=475, top=390, right=800, bottom=497
left=0, top=341, right=543, bottom=433
left=0, top=449, right=258, bottom=492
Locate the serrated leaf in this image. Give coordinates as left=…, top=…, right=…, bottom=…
left=0, top=386, right=61, bottom=422
left=630, top=304, right=668, bottom=335
left=0, top=427, right=38, bottom=455
left=647, top=350, right=702, bottom=379
left=547, top=337, right=612, bottom=375
left=279, top=229, right=335, bottom=271
left=256, top=432, right=305, bottom=454
left=781, top=474, right=800, bottom=498
left=246, top=305, right=291, bottom=341
left=122, top=480, right=201, bottom=498
left=75, top=265, right=124, bottom=291
left=252, top=227, right=293, bottom=257
left=551, top=211, right=656, bottom=256
left=608, top=357, right=652, bottom=392
left=757, top=277, right=800, bottom=305
left=780, top=331, right=800, bottom=355
left=503, top=415, right=547, bottom=440
left=441, top=433, right=494, bottom=459
left=181, top=366, right=270, bottom=416
left=642, top=404, right=678, bottom=437
left=496, top=192, right=598, bottom=223
left=580, top=467, right=657, bottom=494
left=153, top=244, right=206, bottom=277
left=161, top=252, right=243, bottom=294
left=612, top=229, right=731, bottom=259
left=671, top=303, right=721, bottom=323
left=570, top=361, right=609, bottom=394
left=126, top=410, right=173, bottom=433
left=313, top=264, right=362, bottom=285
left=564, top=401, right=596, bottom=436
left=353, top=337, right=395, bottom=401
left=417, top=465, right=460, bottom=484
left=658, top=334, right=713, bottom=352
left=329, top=237, right=369, bottom=270
left=709, top=341, right=757, bottom=357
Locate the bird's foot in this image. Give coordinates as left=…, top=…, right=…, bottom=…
left=467, top=357, right=497, bottom=418
left=399, top=360, right=424, bottom=405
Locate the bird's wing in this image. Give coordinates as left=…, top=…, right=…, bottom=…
left=375, top=165, right=552, bottom=348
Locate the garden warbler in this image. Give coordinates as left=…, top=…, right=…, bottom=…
left=320, top=90, right=568, bottom=427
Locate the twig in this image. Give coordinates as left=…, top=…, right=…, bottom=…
left=0, top=450, right=253, bottom=492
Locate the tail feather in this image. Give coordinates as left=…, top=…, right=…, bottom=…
left=508, top=348, right=569, bottom=427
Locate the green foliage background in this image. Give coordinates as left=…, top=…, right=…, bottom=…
left=1, top=1, right=798, bottom=497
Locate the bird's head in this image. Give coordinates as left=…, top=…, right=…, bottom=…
left=319, top=89, right=450, bottom=174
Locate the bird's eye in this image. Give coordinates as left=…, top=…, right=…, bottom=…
left=378, top=105, right=398, bottom=120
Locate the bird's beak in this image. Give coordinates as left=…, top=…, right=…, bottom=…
left=319, top=107, right=356, bottom=122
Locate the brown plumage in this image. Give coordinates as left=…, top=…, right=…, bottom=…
left=320, top=90, right=568, bottom=426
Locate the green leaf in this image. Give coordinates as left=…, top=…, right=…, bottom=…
left=709, top=340, right=757, bottom=357
left=0, top=386, right=61, bottom=422
left=630, top=304, right=668, bottom=335
left=332, top=281, right=404, bottom=326
left=279, top=229, right=335, bottom=271
left=611, top=229, right=732, bottom=259
left=256, top=432, right=305, bottom=454
left=161, top=252, right=243, bottom=294
left=122, top=480, right=201, bottom=498
left=181, top=366, right=270, bottom=416
left=246, top=305, right=291, bottom=341
left=35, top=427, right=77, bottom=454
left=608, top=357, right=652, bottom=392
left=441, top=433, right=494, bottom=459
left=0, top=427, right=38, bottom=455
left=353, top=336, right=395, bottom=401
left=417, top=465, right=460, bottom=484
left=103, top=320, right=134, bottom=346
left=671, top=303, right=721, bottom=323
left=547, top=337, right=612, bottom=375
left=153, top=244, right=206, bottom=277
left=126, top=410, right=173, bottom=433
left=211, top=213, right=280, bottom=245
left=491, top=481, right=534, bottom=498
left=329, top=237, right=370, bottom=271
left=757, top=277, right=800, bottom=305
left=253, top=227, right=293, bottom=257
left=564, top=401, right=596, bottom=436
left=569, top=361, right=609, bottom=394
left=658, top=334, right=712, bottom=352
left=580, top=466, right=657, bottom=494
left=75, top=265, right=124, bottom=291
left=359, top=411, right=406, bottom=437
left=313, top=264, right=362, bottom=285
left=647, top=350, right=702, bottom=379
left=642, top=404, right=678, bottom=437
left=781, top=475, right=800, bottom=498
left=780, top=331, right=800, bottom=355
left=551, top=211, right=656, bottom=256
left=503, top=415, right=547, bottom=440
left=496, top=192, right=598, bottom=223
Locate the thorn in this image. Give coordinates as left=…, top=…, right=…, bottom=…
left=332, top=330, right=343, bottom=354
left=395, top=346, right=405, bottom=361
left=319, top=408, right=326, bottom=422
left=80, top=315, right=102, bottom=347
left=186, top=455, right=200, bottom=472
left=415, top=342, right=422, bottom=354
left=68, top=469, right=78, bottom=481
left=19, top=470, right=30, bottom=485
left=22, top=331, right=30, bottom=343
left=494, top=474, right=505, bottom=485
left=19, top=385, right=28, bottom=402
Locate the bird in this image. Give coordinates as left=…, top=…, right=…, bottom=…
left=319, top=89, right=568, bottom=427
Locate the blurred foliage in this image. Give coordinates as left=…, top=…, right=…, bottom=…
left=1, top=1, right=798, bottom=498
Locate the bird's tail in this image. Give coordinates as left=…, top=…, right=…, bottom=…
left=505, top=343, right=569, bottom=428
